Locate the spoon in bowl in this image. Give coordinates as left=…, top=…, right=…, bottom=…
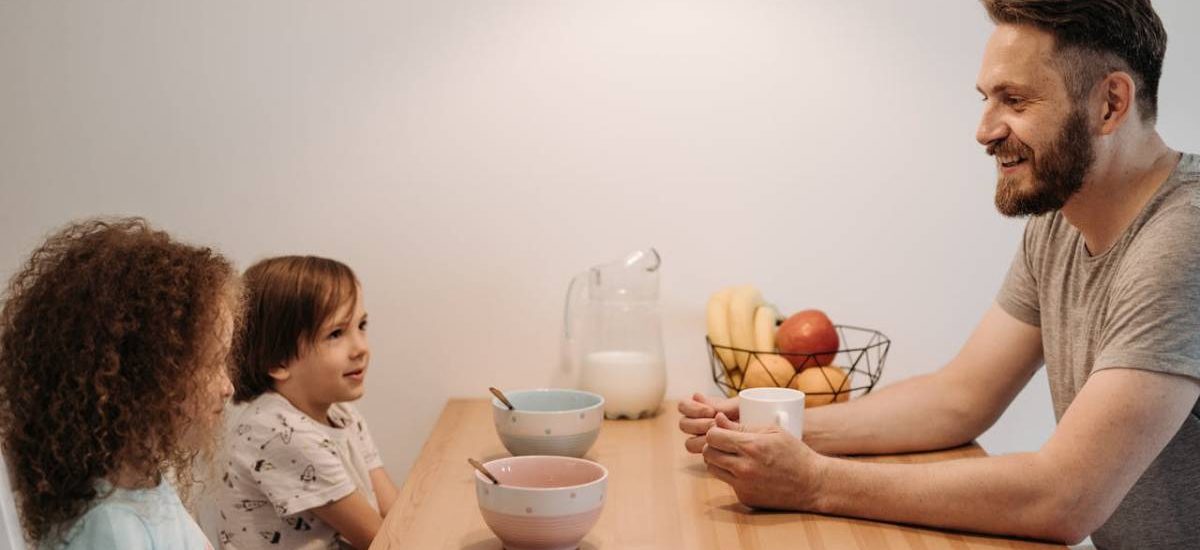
left=468, top=458, right=500, bottom=485
left=489, top=387, right=515, bottom=410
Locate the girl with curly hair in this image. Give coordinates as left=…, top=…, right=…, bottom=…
left=218, top=256, right=396, bottom=550
left=0, top=218, right=240, bottom=549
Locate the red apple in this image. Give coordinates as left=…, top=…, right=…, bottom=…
left=775, top=309, right=839, bottom=369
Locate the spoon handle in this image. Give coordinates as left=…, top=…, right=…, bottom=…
left=489, top=387, right=515, bottom=410
left=468, top=458, right=500, bottom=485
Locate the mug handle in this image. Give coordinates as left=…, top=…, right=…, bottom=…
left=774, top=411, right=789, bottom=431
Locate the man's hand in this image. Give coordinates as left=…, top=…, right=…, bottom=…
left=678, top=392, right=740, bottom=453
left=702, top=412, right=828, bottom=511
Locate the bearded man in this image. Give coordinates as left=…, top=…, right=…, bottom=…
left=679, top=1, right=1199, bottom=548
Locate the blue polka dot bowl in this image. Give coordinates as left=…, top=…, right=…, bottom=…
left=492, top=389, right=604, bottom=458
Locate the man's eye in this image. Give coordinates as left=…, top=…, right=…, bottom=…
left=1004, top=96, right=1026, bottom=106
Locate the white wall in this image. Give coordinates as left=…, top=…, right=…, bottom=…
left=1, top=0, right=1197, bottom=532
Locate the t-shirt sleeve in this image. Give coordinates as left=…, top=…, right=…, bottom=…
left=63, top=505, right=153, bottom=550
left=348, top=406, right=384, bottom=470
left=996, top=219, right=1042, bottom=327
left=1094, top=207, right=1200, bottom=381
left=244, top=412, right=357, bottom=517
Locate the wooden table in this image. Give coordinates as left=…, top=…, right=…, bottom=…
left=370, top=399, right=1065, bottom=550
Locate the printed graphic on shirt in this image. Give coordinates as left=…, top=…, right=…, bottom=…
left=235, top=500, right=271, bottom=512
left=258, top=414, right=295, bottom=450
left=285, top=516, right=313, bottom=531
left=300, top=464, right=318, bottom=485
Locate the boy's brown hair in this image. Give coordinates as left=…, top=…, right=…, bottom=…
left=234, top=255, right=359, bottom=402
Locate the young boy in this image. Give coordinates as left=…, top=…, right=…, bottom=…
left=219, top=256, right=397, bottom=550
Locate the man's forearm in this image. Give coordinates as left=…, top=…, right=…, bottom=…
left=804, top=371, right=990, bottom=456
left=811, top=452, right=1081, bottom=544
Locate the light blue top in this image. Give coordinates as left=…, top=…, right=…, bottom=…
left=41, top=480, right=211, bottom=550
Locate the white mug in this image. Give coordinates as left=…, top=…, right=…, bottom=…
left=738, top=387, right=805, bottom=439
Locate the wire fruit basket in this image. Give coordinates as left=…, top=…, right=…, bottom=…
left=707, top=325, right=890, bottom=400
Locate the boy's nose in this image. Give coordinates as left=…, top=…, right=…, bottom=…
left=352, top=333, right=370, bottom=359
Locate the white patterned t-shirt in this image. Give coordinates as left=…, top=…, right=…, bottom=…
left=217, top=392, right=384, bottom=550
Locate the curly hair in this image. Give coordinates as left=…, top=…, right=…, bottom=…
left=0, top=218, right=240, bottom=543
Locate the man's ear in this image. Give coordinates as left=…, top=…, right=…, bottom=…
left=268, top=363, right=290, bottom=382
left=1098, top=71, right=1136, bottom=135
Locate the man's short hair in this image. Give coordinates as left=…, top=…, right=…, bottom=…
left=981, top=0, right=1167, bottom=123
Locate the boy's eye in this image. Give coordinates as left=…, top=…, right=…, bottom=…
left=327, top=329, right=343, bottom=340
left=359, top=320, right=368, bottom=331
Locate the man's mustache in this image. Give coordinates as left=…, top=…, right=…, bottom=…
left=987, top=137, right=1033, bottom=158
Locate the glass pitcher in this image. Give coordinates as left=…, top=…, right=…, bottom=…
left=561, top=248, right=667, bottom=419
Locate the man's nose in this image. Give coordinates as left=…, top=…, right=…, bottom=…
left=976, top=104, right=1008, bottom=147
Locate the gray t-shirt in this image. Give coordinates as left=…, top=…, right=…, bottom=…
left=997, top=152, right=1200, bottom=549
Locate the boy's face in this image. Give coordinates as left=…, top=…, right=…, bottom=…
left=276, top=290, right=371, bottom=411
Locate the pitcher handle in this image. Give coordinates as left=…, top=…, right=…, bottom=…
left=562, top=271, right=587, bottom=340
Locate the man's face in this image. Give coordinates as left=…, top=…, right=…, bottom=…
left=976, top=24, right=1096, bottom=217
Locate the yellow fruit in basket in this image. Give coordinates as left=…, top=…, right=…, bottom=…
left=741, top=354, right=796, bottom=389
left=706, top=287, right=737, bottom=371
left=789, top=366, right=851, bottom=407
left=753, top=305, right=778, bottom=352
left=728, top=285, right=764, bottom=369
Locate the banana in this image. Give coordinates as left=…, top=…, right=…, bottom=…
left=728, top=285, right=763, bottom=369
left=706, top=287, right=736, bottom=371
left=753, top=304, right=778, bottom=352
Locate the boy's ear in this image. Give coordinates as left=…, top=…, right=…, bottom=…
left=268, top=363, right=291, bottom=382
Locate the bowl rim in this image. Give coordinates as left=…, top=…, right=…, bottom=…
left=490, top=388, right=606, bottom=415
left=475, top=455, right=609, bottom=491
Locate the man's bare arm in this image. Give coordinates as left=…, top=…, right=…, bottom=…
left=808, top=367, right=1199, bottom=543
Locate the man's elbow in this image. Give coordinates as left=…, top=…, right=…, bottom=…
left=1030, top=490, right=1110, bottom=545
left=1035, top=517, right=1092, bottom=546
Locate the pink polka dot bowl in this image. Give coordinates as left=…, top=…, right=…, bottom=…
left=474, top=455, right=608, bottom=550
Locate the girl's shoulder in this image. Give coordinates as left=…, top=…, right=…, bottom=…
left=48, top=502, right=152, bottom=550
left=50, top=483, right=207, bottom=550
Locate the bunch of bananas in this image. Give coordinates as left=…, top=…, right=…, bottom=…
left=707, top=285, right=789, bottom=395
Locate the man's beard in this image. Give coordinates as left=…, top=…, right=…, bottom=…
left=991, top=108, right=1095, bottom=217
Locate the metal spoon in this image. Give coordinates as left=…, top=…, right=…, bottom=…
left=468, top=458, right=500, bottom=485
left=489, top=387, right=515, bottom=410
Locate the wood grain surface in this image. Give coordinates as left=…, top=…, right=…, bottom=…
left=369, top=399, right=1065, bottom=550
